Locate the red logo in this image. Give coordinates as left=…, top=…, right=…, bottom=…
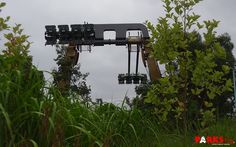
left=195, top=136, right=235, bottom=145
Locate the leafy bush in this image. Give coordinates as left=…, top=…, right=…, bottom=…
left=146, top=0, right=234, bottom=130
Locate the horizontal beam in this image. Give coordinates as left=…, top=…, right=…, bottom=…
left=56, top=39, right=146, bottom=46
left=45, top=23, right=150, bottom=46
left=94, top=23, right=149, bottom=40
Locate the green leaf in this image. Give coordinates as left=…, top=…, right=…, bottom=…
left=207, top=91, right=216, bottom=99
left=13, top=24, right=22, bottom=34
left=204, top=101, right=213, bottom=108
left=191, top=88, right=203, bottom=95
left=224, top=79, right=232, bottom=91
left=214, top=42, right=226, bottom=59
left=4, top=33, right=13, bottom=40
left=222, top=65, right=230, bottom=74
left=0, top=2, right=6, bottom=8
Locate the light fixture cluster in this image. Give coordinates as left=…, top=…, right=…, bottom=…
left=118, top=73, right=147, bottom=84
left=45, top=24, right=95, bottom=45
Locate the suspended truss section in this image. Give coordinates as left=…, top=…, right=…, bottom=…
left=45, top=23, right=149, bottom=46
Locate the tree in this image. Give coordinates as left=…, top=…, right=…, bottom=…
left=145, top=0, right=233, bottom=130
left=52, top=45, right=91, bottom=103
left=214, top=33, right=235, bottom=117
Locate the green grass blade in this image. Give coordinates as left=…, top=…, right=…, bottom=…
left=69, top=124, right=103, bottom=147
left=0, top=103, right=14, bottom=141
left=128, top=123, right=139, bottom=143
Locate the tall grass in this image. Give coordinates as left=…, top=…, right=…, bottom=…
left=0, top=73, right=235, bottom=147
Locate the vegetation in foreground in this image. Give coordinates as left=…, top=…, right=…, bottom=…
left=0, top=0, right=236, bottom=146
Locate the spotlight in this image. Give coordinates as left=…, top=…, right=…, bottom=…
left=118, top=74, right=125, bottom=84
left=133, top=75, right=140, bottom=84
left=140, top=74, right=147, bottom=84
left=58, top=25, right=69, bottom=33
left=58, top=25, right=70, bottom=44
left=45, top=25, right=57, bottom=34
left=83, top=24, right=95, bottom=40
left=45, top=25, right=57, bottom=45
left=125, top=74, right=132, bottom=84
left=71, top=24, right=82, bottom=41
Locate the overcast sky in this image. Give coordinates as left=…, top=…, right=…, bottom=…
left=2, top=0, right=236, bottom=103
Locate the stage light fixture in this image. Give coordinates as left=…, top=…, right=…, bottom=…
left=45, top=25, right=57, bottom=45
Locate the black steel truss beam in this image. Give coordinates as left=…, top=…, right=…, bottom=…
left=45, top=23, right=149, bottom=46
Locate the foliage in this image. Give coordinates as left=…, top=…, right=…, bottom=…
left=52, top=45, right=91, bottom=103
left=145, top=0, right=233, bottom=129
left=0, top=2, right=45, bottom=146
left=214, top=33, right=235, bottom=117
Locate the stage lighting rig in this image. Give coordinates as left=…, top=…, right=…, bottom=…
left=45, top=23, right=162, bottom=85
